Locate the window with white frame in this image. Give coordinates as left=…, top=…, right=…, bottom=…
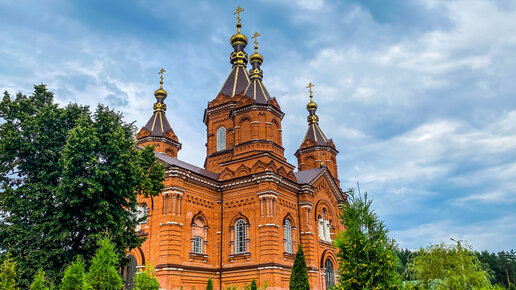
left=192, top=236, right=203, bottom=254
left=284, top=219, right=293, bottom=253
left=217, top=127, right=226, bottom=151
left=235, top=219, right=247, bottom=254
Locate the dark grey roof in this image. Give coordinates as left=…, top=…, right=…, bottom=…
left=302, top=123, right=330, bottom=146
left=154, top=152, right=218, bottom=180
left=294, top=167, right=325, bottom=184
left=219, top=65, right=250, bottom=97
left=244, top=78, right=271, bottom=104
left=144, top=111, right=173, bottom=137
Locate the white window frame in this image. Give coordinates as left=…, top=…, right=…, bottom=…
left=192, top=236, right=203, bottom=254
left=284, top=219, right=292, bottom=253
left=235, top=219, right=246, bottom=254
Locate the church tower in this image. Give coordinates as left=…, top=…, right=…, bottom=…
left=295, top=83, right=339, bottom=180
left=136, top=69, right=181, bottom=157
left=203, top=7, right=295, bottom=180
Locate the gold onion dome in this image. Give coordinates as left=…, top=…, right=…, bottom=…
left=230, top=23, right=248, bottom=46
left=307, top=98, right=317, bottom=110
left=250, top=49, right=263, bottom=64
left=154, top=87, right=167, bottom=98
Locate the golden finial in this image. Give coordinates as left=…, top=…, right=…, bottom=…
left=306, top=82, right=318, bottom=112
left=252, top=32, right=261, bottom=52
left=158, top=68, right=166, bottom=88
left=234, top=6, right=245, bottom=32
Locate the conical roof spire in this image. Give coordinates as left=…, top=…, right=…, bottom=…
left=143, top=68, right=174, bottom=136
left=244, top=32, right=271, bottom=104
left=218, top=6, right=250, bottom=97
left=301, top=83, right=330, bottom=145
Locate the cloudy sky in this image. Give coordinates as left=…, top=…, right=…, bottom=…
left=1, top=0, right=515, bottom=252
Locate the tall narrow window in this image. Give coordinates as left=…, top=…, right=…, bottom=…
left=217, top=127, right=226, bottom=151
left=325, top=258, right=335, bottom=289
left=193, top=236, right=203, bottom=254
left=284, top=219, right=292, bottom=253
left=235, top=219, right=246, bottom=254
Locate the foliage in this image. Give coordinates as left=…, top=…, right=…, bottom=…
left=334, top=189, right=401, bottom=289
left=59, top=256, right=87, bottom=290
left=0, top=85, right=164, bottom=286
left=135, top=264, right=160, bottom=290
left=406, top=241, right=492, bottom=289
left=85, top=237, right=123, bottom=290
left=207, top=277, right=214, bottom=290
left=0, top=253, right=17, bottom=289
left=30, top=269, right=54, bottom=290
left=476, top=250, right=516, bottom=288
left=289, top=244, right=310, bottom=290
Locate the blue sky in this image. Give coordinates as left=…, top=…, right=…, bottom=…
left=1, top=0, right=515, bottom=252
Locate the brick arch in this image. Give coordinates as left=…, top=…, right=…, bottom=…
left=219, top=167, right=234, bottom=180
left=278, top=166, right=287, bottom=178
left=320, top=249, right=337, bottom=269
left=251, top=160, right=267, bottom=174
left=266, top=161, right=277, bottom=173
left=229, top=212, right=250, bottom=226
left=271, top=119, right=281, bottom=144
left=235, top=164, right=251, bottom=177
left=314, top=199, right=337, bottom=222
left=191, top=211, right=209, bottom=227
left=283, top=213, right=296, bottom=227
left=238, top=116, right=252, bottom=143
left=127, top=247, right=145, bottom=266
left=304, top=155, right=315, bottom=169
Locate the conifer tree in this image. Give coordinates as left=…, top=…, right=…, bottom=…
left=289, top=245, right=310, bottom=290
left=0, top=85, right=164, bottom=286
left=206, top=277, right=213, bottom=290
left=334, top=189, right=401, bottom=289
left=85, top=237, right=123, bottom=290
left=250, top=279, right=258, bottom=290
left=59, top=256, right=87, bottom=290
left=134, top=264, right=160, bottom=290
left=0, top=254, right=17, bottom=290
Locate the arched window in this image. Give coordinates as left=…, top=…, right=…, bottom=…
left=318, top=208, right=332, bottom=242
left=235, top=219, right=247, bottom=254
left=325, top=258, right=335, bottom=289
left=134, top=203, right=148, bottom=231
left=284, top=219, right=292, bottom=253
left=192, top=236, right=203, bottom=254
left=217, top=127, right=226, bottom=151
left=191, top=216, right=207, bottom=254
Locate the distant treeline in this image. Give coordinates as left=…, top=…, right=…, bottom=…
left=396, top=248, right=516, bottom=288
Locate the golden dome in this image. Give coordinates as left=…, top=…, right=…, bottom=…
left=307, top=98, right=317, bottom=110
left=154, top=87, right=167, bottom=98
left=230, top=23, right=248, bottom=46
left=249, top=51, right=263, bottom=63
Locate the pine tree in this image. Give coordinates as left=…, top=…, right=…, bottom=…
left=334, top=189, right=401, bottom=289
left=289, top=245, right=310, bottom=290
left=0, top=85, right=164, bottom=286
left=0, top=254, right=17, bottom=290
left=250, top=279, right=258, bottom=290
left=206, top=277, right=214, bottom=290
left=134, top=264, right=160, bottom=290
left=85, top=237, right=123, bottom=290
left=59, top=256, right=87, bottom=290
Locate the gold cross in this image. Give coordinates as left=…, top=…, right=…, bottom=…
left=307, top=82, right=315, bottom=96
left=252, top=32, right=261, bottom=46
left=234, top=6, right=244, bottom=23
left=158, top=68, right=166, bottom=83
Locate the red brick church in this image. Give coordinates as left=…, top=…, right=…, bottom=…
left=126, top=7, right=348, bottom=290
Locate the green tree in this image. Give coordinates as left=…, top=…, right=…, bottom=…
left=134, top=264, right=160, bottom=290
left=334, top=189, right=401, bottom=289
left=59, top=256, right=87, bottom=290
left=289, top=245, right=310, bottom=290
left=0, top=85, right=164, bottom=286
left=206, top=277, right=214, bottom=290
left=0, top=253, right=17, bottom=289
left=406, top=241, right=492, bottom=289
left=85, top=237, right=123, bottom=290
left=30, top=269, right=53, bottom=290
left=250, top=279, right=257, bottom=290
